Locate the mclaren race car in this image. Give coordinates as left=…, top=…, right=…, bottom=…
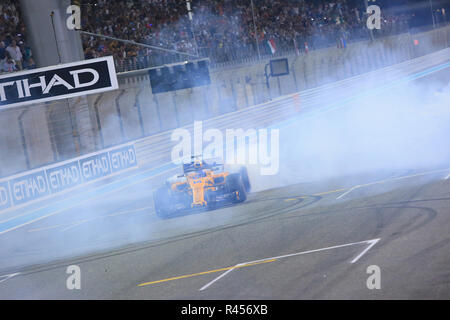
left=153, top=158, right=251, bottom=218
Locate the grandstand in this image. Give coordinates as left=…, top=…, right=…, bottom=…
left=78, top=0, right=427, bottom=71
left=1, top=0, right=448, bottom=73
left=0, top=0, right=35, bottom=73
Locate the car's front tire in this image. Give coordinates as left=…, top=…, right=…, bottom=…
left=226, top=174, right=247, bottom=203
left=205, top=190, right=217, bottom=210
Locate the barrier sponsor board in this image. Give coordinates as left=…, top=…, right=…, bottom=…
left=10, top=170, right=50, bottom=206
left=0, top=181, right=11, bottom=211
left=0, top=144, right=137, bottom=210
left=79, top=152, right=111, bottom=182
left=0, top=56, right=118, bottom=110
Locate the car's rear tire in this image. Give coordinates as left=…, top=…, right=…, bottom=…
left=205, top=190, right=217, bottom=210
left=239, top=167, right=251, bottom=192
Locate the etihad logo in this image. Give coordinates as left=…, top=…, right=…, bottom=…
left=0, top=68, right=100, bottom=101
left=0, top=56, right=118, bottom=109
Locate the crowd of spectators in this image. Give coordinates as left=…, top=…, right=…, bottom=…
left=0, top=0, right=35, bottom=74
left=80, top=0, right=414, bottom=71
left=0, top=0, right=417, bottom=74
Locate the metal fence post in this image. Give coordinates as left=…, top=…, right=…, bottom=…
left=134, top=87, right=145, bottom=137
left=18, top=110, right=31, bottom=170
left=93, top=94, right=105, bottom=149
left=115, top=90, right=126, bottom=142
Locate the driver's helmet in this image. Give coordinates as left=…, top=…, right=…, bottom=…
left=193, top=160, right=203, bottom=169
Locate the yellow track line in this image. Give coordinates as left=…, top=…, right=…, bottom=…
left=138, top=259, right=277, bottom=287
left=313, top=188, right=347, bottom=196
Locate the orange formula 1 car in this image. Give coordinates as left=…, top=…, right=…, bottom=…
left=153, top=158, right=251, bottom=219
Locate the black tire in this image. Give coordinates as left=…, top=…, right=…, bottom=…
left=226, top=174, right=247, bottom=203
left=239, top=167, right=251, bottom=192
left=205, top=190, right=217, bottom=211
left=153, top=186, right=175, bottom=219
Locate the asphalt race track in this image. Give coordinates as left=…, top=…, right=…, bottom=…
left=0, top=66, right=449, bottom=300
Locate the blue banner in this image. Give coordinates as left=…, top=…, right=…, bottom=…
left=10, top=171, right=50, bottom=206
left=79, top=152, right=111, bottom=182
left=109, top=145, right=137, bottom=173
left=0, top=144, right=138, bottom=210
left=0, top=181, right=11, bottom=210
left=46, top=160, right=82, bottom=193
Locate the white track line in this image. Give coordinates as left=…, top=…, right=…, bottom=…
left=199, top=263, right=243, bottom=291
left=27, top=224, right=65, bottom=233
left=335, top=167, right=450, bottom=200
left=336, top=186, right=359, bottom=200
left=199, top=238, right=380, bottom=291
left=60, top=219, right=92, bottom=232
left=350, top=238, right=380, bottom=264
left=0, top=272, right=20, bottom=284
